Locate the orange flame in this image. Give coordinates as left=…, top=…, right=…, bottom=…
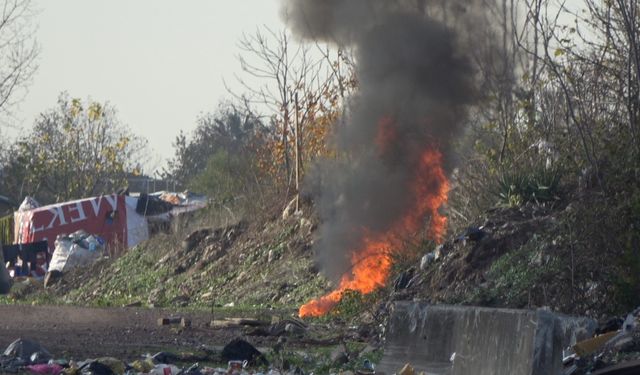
left=299, top=121, right=450, bottom=318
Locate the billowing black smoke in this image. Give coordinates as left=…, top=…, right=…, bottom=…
left=281, top=0, right=480, bottom=282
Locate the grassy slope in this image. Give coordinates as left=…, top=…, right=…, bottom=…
left=9, top=206, right=330, bottom=312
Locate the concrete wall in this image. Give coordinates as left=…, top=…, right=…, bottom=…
left=378, top=303, right=595, bottom=375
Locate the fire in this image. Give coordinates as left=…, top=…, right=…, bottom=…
left=299, top=119, right=450, bottom=318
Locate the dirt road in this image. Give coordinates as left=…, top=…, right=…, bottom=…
left=0, top=305, right=248, bottom=361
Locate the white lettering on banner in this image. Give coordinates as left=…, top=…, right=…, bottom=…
left=31, top=215, right=45, bottom=234
left=90, top=195, right=118, bottom=217
left=69, top=201, right=87, bottom=223
left=46, top=206, right=67, bottom=229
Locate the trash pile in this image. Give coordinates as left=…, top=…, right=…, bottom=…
left=0, top=337, right=307, bottom=375
left=0, top=335, right=379, bottom=375
left=564, top=307, right=640, bottom=375
left=391, top=202, right=634, bottom=319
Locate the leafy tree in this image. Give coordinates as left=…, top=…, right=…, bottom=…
left=188, top=149, right=248, bottom=202
left=167, top=102, right=268, bottom=199
left=12, top=93, right=146, bottom=202
left=168, top=102, right=265, bottom=185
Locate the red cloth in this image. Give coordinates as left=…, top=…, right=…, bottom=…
left=26, top=364, right=64, bottom=375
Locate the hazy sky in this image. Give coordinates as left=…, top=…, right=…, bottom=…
left=13, top=0, right=285, bottom=172
left=10, top=0, right=586, bottom=174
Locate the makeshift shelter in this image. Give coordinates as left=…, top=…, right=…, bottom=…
left=13, top=194, right=149, bottom=255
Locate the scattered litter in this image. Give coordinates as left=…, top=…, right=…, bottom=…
left=393, top=269, right=415, bottom=291
left=25, top=363, right=64, bottom=374
left=356, top=358, right=375, bottom=375
left=210, top=318, right=270, bottom=329
left=157, top=316, right=185, bottom=326
left=3, top=338, right=52, bottom=365
left=564, top=307, right=640, bottom=374
left=573, top=331, right=619, bottom=357
left=149, top=363, right=181, bottom=375
left=455, top=226, right=487, bottom=243
left=397, top=363, right=415, bottom=375
left=622, top=314, right=636, bottom=333
left=221, top=338, right=268, bottom=366
left=590, top=359, right=640, bottom=375
left=419, top=252, right=435, bottom=270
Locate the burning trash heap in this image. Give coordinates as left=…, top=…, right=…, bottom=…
left=280, top=0, right=480, bottom=317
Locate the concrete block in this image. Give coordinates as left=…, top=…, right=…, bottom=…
left=378, top=302, right=596, bottom=375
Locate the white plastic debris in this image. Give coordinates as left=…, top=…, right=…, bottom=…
left=420, top=252, right=436, bottom=270
left=623, top=313, right=636, bottom=332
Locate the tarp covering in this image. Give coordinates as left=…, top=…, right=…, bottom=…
left=13, top=194, right=148, bottom=254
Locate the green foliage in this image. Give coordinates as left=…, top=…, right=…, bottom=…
left=496, top=165, right=561, bottom=207
left=188, top=150, right=249, bottom=203
left=65, top=240, right=172, bottom=307
left=611, top=188, right=640, bottom=311
left=470, top=235, right=562, bottom=308
left=168, top=103, right=268, bottom=188
left=4, top=93, right=146, bottom=203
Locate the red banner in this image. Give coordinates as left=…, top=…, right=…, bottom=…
left=14, top=195, right=129, bottom=253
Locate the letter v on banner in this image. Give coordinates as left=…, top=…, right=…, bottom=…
left=90, top=195, right=118, bottom=217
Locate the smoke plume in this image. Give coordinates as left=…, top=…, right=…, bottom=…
left=281, top=1, right=482, bottom=282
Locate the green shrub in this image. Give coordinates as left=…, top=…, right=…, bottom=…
left=496, top=165, right=561, bottom=206
left=189, top=149, right=252, bottom=203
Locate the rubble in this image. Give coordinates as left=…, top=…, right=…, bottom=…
left=564, top=308, right=640, bottom=375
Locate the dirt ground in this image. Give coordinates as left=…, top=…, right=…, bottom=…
left=0, top=305, right=263, bottom=361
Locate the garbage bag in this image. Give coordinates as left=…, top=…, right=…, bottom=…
left=49, top=232, right=103, bottom=273
left=78, top=361, right=115, bottom=375
left=3, top=339, right=52, bottom=364
left=221, top=338, right=268, bottom=366
left=136, top=194, right=173, bottom=216
left=93, top=358, right=124, bottom=375
left=151, top=351, right=180, bottom=364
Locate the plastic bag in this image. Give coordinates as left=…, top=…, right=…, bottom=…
left=49, top=231, right=104, bottom=273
